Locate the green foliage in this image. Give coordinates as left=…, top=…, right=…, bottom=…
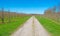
left=36, top=16, right=60, bottom=36
left=0, top=16, right=30, bottom=36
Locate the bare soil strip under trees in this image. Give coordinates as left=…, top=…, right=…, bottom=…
left=11, top=16, right=50, bottom=36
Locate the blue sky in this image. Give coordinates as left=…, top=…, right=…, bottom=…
left=0, top=0, right=60, bottom=14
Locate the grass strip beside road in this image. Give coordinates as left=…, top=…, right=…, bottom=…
left=36, top=16, right=60, bottom=36
left=0, top=16, right=30, bottom=36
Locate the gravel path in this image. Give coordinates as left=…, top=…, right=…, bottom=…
left=11, top=16, right=50, bottom=36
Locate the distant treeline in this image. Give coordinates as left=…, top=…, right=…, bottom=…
left=44, top=5, right=60, bottom=22
left=0, top=8, right=32, bottom=24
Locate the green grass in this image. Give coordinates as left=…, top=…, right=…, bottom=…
left=0, top=16, right=30, bottom=36
left=36, top=16, right=60, bottom=36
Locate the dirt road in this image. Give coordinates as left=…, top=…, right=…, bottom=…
left=11, top=16, right=50, bottom=36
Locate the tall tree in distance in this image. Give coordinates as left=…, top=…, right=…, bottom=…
left=57, top=3, right=60, bottom=22
left=1, top=8, right=4, bottom=23
left=52, top=6, right=56, bottom=13
left=8, top=9, right=11, bottom=23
